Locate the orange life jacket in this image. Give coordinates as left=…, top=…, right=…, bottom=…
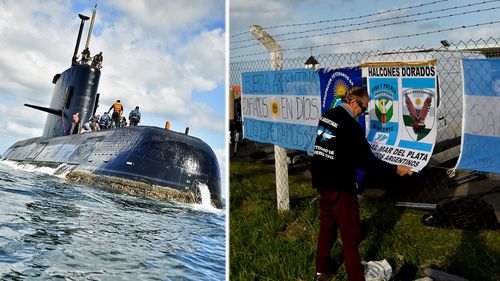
left=113, top=102, right=122, bottom=112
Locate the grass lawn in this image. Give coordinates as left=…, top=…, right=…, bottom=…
left=230, top=161, right=500, bottom=281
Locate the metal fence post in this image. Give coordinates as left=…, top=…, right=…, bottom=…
left=249, top=25, right=289, bottom=212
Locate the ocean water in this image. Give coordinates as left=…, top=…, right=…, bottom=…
left=0, top=160, right=226, bottom=280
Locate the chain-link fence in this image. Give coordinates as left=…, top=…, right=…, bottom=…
left=230, top=37, right=499, bottom=280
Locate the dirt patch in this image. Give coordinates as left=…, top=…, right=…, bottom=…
left=282, top=220, right=307, bottom=241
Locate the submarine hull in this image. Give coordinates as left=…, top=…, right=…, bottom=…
left=2, top=126, right=221, bottom=206
left=4, top=9, right=223, bottom=207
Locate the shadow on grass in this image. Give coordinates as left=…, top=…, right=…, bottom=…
left=362, top=169, right=499, bottom=280
left=447, top=230, right=499, bottom=280
left=359, top=170, right=438, bottom=280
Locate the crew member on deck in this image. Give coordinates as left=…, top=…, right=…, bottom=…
left=92, top=52, right=103, bottom=69
left=99, top=111, right=111, bottom=129
left=108, top=100, right=123, bottom=128
left=70, top=112, right=80, bottom=135
left=89, top=115, right=100, bottom=131
left=129, top=106, right=141, bottom=126
left=121, top=116, right=127, bottom=127
left=81, top=122, right=92, bottom=133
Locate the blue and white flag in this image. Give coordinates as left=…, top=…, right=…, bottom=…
left=241, top=69, right=321, bottom=152
left=456, top=58, right=500, bottom=173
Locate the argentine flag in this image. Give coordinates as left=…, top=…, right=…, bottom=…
left=456, top=58, right=500, bottom=173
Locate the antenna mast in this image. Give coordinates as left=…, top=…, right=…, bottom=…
left=72, top=14, right=90, bottom=63
left=84, top=4, right=97, bottom=51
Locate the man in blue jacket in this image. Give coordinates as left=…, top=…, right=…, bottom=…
left=99, top=111, right=111, bottom=129
left=312, top=86, right=413, bottom=281
left=129, top=106, right=141, bottom=126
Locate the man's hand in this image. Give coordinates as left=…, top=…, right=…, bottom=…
left=396, top=165, right=413, bottom=176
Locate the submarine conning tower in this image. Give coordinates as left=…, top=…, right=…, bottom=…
left=25, top=6, right=103, bottom=139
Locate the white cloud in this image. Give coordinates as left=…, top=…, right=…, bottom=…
left=88, top=8, right=226, bottom=123
left=0, top=103, right=44, bottom=140
left=179, top=28, right=225, bottom=91
left=187, top=103, right=225, bottom=133
left=230, top=0, right=297, bottom=33
left=91, top=21, right=226, bottom=133
left=448, top=27, right=500, bottom=42
left=0, top=1, right=73, bottom=104
left=0, top=103, right=46, bottom=126
left=2, top=122, right=43, bottom=140
left=107, top=0, right=224, bottom=35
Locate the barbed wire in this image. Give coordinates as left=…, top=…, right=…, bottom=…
left=230, top=20, right=500, bottom=59
left=231, top=0, right=500, bottom=45
left=230, top=0, right=449, bottom=38
left=231, top=6, right=500, bottom=51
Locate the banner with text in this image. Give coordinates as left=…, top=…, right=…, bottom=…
left=456, top=58, right=500, bottom=173
left=241, top=69, right=321, bottom=152
left=363, top=60, right=437, bottom=172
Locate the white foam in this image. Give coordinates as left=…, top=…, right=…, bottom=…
left=192, top=182, right=223, bottom=214
left=0, top=159, right=67, bottom=177
left=53, top=163, right=75, bottom=179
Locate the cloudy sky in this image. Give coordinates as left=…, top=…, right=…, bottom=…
left=230, top=0, right=500, bottom=61
left=0, top=0, right=226, bottom=186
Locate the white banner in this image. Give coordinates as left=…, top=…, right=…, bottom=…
left=363, top=61, right=438, bottom=172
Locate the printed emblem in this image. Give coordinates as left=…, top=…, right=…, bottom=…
left=373, top=132, right=389, bottom=144
left=374, top=91, right=393, bottom=126
left=320, top=68, right=361, bottom=114
left=402, top=89, right=435, bottom=141
left=332, top=79, right=348, bottom=108
left=271, top=98, right=279, bottom=119
left=317, top=126, right=335, bottom=142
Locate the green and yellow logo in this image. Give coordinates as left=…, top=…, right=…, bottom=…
left=374, top=91, right=393, bottom=126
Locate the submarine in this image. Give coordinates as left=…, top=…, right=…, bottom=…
left=1, top=7, right=222, bottom=208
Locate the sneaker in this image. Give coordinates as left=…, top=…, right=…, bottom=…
left=315, top=272, right=333, bottom=281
